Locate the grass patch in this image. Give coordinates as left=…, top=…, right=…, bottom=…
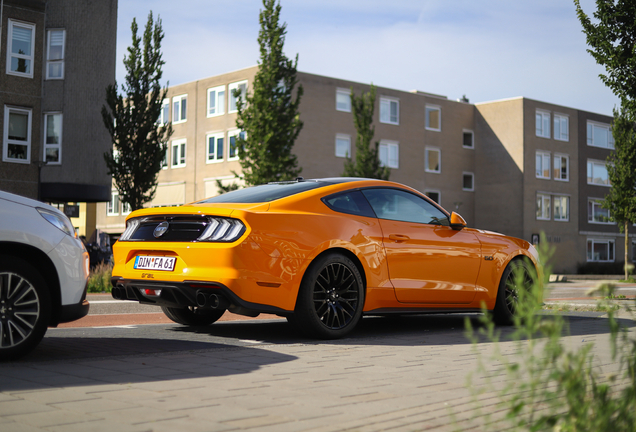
left=87, top=261, right=113, bottom=293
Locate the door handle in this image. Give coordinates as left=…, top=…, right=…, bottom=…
left=389, top=234, right=410, bottom=242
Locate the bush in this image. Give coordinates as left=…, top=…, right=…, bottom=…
left=87, top=261, right=113, bottom=293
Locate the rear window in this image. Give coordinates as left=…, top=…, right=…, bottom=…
left=198, top=181, right=327, bottom=204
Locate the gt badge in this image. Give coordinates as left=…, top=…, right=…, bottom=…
left=153, top=221, right=169, bottom=238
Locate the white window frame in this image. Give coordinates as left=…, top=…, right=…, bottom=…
left=158, top=98, right=170, bottom=125
left=207, top=85, right=225, bottom=117
left=46, top=29, right=65, bottom=80
left=587, top=238, right=615, bottom=262
left=43, top=112, right=63, bottom=165
left=536, top=193, right=551, bottom=220
left=424, top=147, right=441, bottom=173
left=553, top=195, right=570, bottom=222
left=229, top=80, right=248, bottom=113
left=588, top=198, right=614, bottom=224
left=462, top=172, right=474, bottom=192
left=7, top=20, right=35, bottom=78
left=161, top=143, right=169, bottom=170
left=171, top=138, right=186, bottom=168
left=425, top=190, right=441, bottom=205
left=553, top=113, right=569, bottom=141
left=553, top=153, right=569, bottom=182
left=107, top=191, right=119, bottom=216
left=172, top=94, right=187, bottom=124
left=3, top=106, right=32, bottom=164
left=121, top=202, right=132, bottom=215
left=425, top=105, right=441, bottom=132
left=206, top=132, right=224, bottom=163
left=536, top=110, right=550, bottom=138
left=227, top=130, right=245, bottom=161
left=336, top=88, right=351, bottom=112
left=535, top=150, right=551, bottom=179
left=587, top=120, right=614, bottom=149
left=335, top=134, right=351, bottom=158
left=587, top=159, right=611, bottom=187
left=380, top=97, right=399, bottom=125
left=379, top=140, right=399, bottom=169
left=462, top=129, right=474, bottom=149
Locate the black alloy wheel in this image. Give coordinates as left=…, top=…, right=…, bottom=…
left=493, top=258, right=535, bottom=325
left=0, top=257, right=51, bottom=360
left=293, top=253, right=364, bottom=339
left=161, top=305, right=226, bottom=326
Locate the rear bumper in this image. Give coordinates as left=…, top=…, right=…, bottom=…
left=58, top=298, right=90, bottom=323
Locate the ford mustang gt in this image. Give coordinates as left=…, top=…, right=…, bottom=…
left=110, top=178, right=538, bottom=338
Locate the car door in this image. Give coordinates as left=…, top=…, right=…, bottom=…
left=361, top=188, right=482, bottom=304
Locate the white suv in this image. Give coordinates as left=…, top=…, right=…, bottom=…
left=0, top=190, right=90, bottom=360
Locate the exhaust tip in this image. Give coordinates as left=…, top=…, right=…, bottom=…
left=196, top=291, right=208, bottom=308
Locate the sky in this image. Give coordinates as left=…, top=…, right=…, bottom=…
left=116, top=0, right=620, bottom=116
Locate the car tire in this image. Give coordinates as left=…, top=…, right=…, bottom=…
left=493, top=258, right=535, bottom=326
left=160, top=306, right=225, bottom=326
left=0, top=257, right=52, bottom=361
left=293, top=252, right=364, bottom=339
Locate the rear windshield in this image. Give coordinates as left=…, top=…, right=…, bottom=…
left=197, top=181, right=327, bottom=203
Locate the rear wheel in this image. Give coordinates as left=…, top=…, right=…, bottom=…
left=293, top=253, right=364, bottom=339
left=493, top=259, right=535, bottom=325
left=161, top=306, right=225, bottom=326
left=0, top=258, right=51, bottom=361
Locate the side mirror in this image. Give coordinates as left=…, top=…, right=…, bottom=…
left=449, top=212, right=467, bottom=230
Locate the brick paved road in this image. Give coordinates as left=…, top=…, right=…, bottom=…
left=0, top=311, right=630, bottom=431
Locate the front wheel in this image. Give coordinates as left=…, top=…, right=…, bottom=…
left=293, top=253, right=364, bottom=339
left=0, top=258, right=51, bottom=361
left=161, top=306, right=225, bottom=326
left=493, top=258, right=536, bottom=325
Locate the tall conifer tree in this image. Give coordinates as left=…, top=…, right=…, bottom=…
left=102, top=12, right=172, bottom=210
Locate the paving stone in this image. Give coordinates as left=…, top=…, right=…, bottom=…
left=0, top=399, right=54, bottom=417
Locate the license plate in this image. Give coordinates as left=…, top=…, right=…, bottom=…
left=134, top=256, right=176, bottom=271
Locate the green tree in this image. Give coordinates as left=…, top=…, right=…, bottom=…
left=220, top=0, right=303, bottom=192
left=102, top=12, right=172, bottom=210
left=574, top=0, right=636, bottom=111
left=604, top=106, right=636, bottom=279
left=343, top=85, right=390, bottom=180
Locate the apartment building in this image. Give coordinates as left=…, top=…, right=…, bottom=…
left=96, top=67, right=620, bottom=273
left=0, top=0, right=117, bottom=236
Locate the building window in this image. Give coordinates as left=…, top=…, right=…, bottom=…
left=207, top=85, right=225, bottom=117
left=426, top=105, right=441, bottom=131
left=228, top=130, right=245, bottom=161
left=207, top=133, right=224, bottom=163
left=171, top=139, right=186, bottom=168
left=588, top=198, right=612, bottom=224
left=632, top=240, right=636, bottom=263
left=463, top=130, right=474, bottom=149
left=336, top=89, right=351, bottom=112
left=536, top=110, right=550, bottom=138
left=425, top=147, right=441, bottom=173
left=425, top=191, right=440, bottom=204
left=7, top=20, right=35, bottom=78
left=587, top=121, right=614, bottom=149
left=379, top=141, right=399, bottom=169
left=44, top=113, right=62, bottom=164
left=554, top=113, right=568, bottom=141
left=535, top=151, right=550, bottom=179
left=229, top=80, right=248, bottom=113
left=536, top=193, right=551, bottom=220
left=3, top=106, right=32, bottom=163
left=161, top=143, right=168, bottom=169
left=107, top=191, right=120, bottom=216
left=46, top=29, right=65, bottom=79
left=553, top=195, right=569, bottom=222
left=587, top=239, right=614, bottom=262
left=553, top=154, right=569, bottom=181
left=122, top=202, right=132, bottom=215
left=172, top=95, right=187, bottom=123
left=380, top=98, right=399, bottom=125
left=462, top=172, right=474, bottom=191
left=335, top=134, right=351, bottom=158
left=158, top=98, right=170, bottom=125
left=587, top=160, right=610, bottom=186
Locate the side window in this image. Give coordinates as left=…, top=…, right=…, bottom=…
left=361, top=188, right=449, bottom=226
left=322, top=190, right=375, bottom=218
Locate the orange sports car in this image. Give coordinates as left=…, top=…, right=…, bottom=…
left=111, top=178, right=538, bottom=338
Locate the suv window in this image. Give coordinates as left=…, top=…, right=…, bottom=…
left=361, top=188, right=449, bottom=225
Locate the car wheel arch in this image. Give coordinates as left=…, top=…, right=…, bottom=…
left=0, top=242, right=62, bottom=326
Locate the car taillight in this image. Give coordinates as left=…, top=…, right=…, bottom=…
left=120, top=218, right=141, bottom=241
left=198, top=217, right=246, bottom=242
